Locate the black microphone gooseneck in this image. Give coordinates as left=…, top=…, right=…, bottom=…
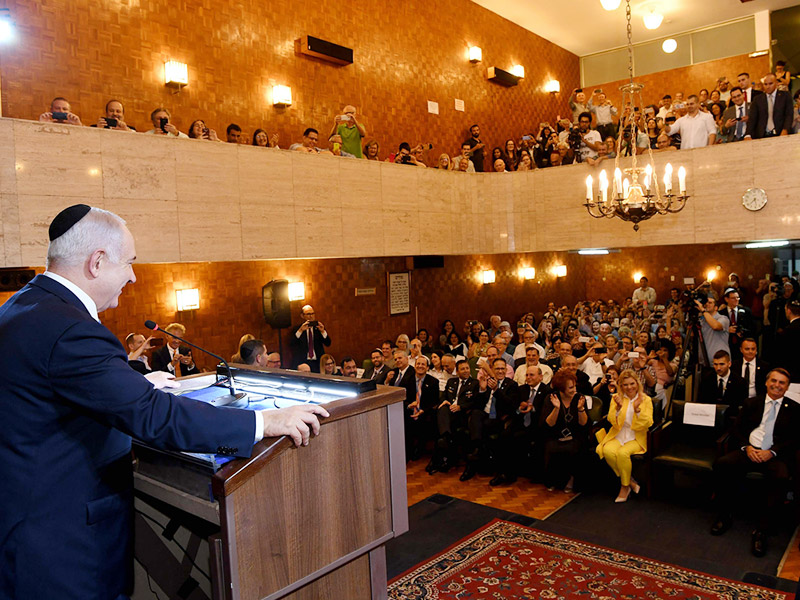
left=145, top=320, right=238, bottom=396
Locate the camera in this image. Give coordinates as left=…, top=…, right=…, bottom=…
left=159, top=117, right=169, bottom=132
left=104, top=117, right=118, bottom=129
left=567, top=126, right=583, bottom=151
left=399, top=154, right=413, bottom=165
left=52, top=111, right=69, bottom=121
left=680, top=289, right=707, bottom=320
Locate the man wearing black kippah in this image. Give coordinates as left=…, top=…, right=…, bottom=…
left=0, top=205, right=328, bottom=600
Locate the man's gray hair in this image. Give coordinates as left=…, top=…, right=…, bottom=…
left=46, top=207, right=127, bottom=269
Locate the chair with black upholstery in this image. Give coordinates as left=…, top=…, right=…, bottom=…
left=650, top=399, right=729, bottom=496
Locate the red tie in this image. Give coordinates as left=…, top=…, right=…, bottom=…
left=730, top=310, right=736, bottom=326
left=307, top=328, right=314, bottom=359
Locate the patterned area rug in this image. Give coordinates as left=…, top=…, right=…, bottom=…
left=389, top=519, right=790, bottom=599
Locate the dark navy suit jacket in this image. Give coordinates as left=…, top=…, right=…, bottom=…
left=0, top=275, right=256, bottom=600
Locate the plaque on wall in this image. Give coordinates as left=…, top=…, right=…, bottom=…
left=388, top=272, right=411, bottom=316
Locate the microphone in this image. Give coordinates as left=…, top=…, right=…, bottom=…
left=145, top=320, right=243, bottom=400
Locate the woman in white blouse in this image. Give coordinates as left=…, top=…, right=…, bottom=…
left=595, top=369, right=653, bottom=503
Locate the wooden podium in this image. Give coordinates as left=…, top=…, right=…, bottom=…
left=133, top=369, right=407, bottom=600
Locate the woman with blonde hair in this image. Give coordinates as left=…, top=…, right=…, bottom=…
left=231, top=333, right=255, bottom=363
left=395, top=334, right=410, bottom=354
left=596, top=368, right=653, bottom=503
left=320, top=353, right=339, bottom=375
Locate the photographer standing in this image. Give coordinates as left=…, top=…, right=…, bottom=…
left=291, top=305, right=332, bottom=371
left=574, top=112, right=603, bottom=163
left=695, top=293, right=730, bottom=366
left=329, top=105, right=367, bottom=157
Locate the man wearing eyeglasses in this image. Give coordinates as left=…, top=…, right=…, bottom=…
left=290, top=305, right=331, bottom=372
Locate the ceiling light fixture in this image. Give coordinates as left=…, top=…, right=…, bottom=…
left=643, top=10, right=663, bottom=30
left=584, top=0, right=689, bottom=231
left=662, top=38, right=677, bottom=54
left=600, top=0, right=622, bottom=10
left=578, top=249, right=610, bottom=255
left=744, top=240, right=789, bottom=249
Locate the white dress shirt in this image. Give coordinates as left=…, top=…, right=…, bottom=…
left=749, top=396, right=783, bottom=451
left=616, top=395, right=638, bottom=445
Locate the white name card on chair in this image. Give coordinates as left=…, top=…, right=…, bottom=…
left=683, top=403, right=716, bottom=427
left=786, top=384, right=800, bottom=405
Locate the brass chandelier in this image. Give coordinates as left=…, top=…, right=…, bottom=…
left=583, top=0, right=689, bottom=231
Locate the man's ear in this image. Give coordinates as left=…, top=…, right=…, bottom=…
left=87, top=249, right=105, bottom=278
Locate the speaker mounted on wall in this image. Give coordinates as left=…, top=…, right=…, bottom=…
left=296, top=35, right=354, bottom=65
left=262, top=279, right=292, bottom=329
left=0, top=268, right=35, bottom=292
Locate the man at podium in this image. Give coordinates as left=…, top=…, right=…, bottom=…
left=0, top=204, right=328, bottom=600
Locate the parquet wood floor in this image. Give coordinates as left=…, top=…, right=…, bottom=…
left=405, top=458, right=577, bottom=521
left=778, top=530, right=800, bottom=580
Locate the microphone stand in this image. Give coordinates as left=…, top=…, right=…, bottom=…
left=145, top=321, right=240, bottom=397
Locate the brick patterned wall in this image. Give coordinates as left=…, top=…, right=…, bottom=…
left=0, top=0, right=579, bottom=166
left=590, top=53, right=770, bottom=110
left=2, top=244, right=773, bottom=371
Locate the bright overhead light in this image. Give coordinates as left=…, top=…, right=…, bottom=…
left=0, top=17, right=15, bottom=43
left=482, top=269, right=496, bottom=284
left=745, top=240, right=789, bottom=249
left=662, top=38, right=677, bottom=54
left=600, top=0, right=621, bottom=10
left=643, top=11, right=663, bottom=30
left=578, top=249, right=609, bottom=255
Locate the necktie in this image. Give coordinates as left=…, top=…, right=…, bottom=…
left=761, top=400, right=780, bottom=450
left=744, top=362, right=751, bottom=393
left=456, top=379, right=463, bottom=400
left=730, top=309, right=737, bottom=326
left=717, top=377, right=724, bottom=399
left=736, top=106, right=744, bottom=139
left=524, top=388, right=535, bottom=427
left=307, top=328, right=313, bottom=359
left=395, top=369, right=403, bottom=386
left=766, top=94, right=775, bottom=134
left=416, top=377, right=422, bottom=402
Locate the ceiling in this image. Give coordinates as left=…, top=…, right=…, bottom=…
left=471, top=0, right=800, bottom=56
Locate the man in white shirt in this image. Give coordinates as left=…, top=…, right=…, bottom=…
left=664, top=95, right=716, bottom=149
left=513, top=346, right=553, bottom=385
left=576, top=111, right=603, bottom=163
left=578, top=343, right=612, bottom=385
left=711, top=368, right=798, bottom=557
left=631, top=276, right=656, bottom=308
left=512, top=330, right=545, bottom=363
left=732, top=338, right=769, bottom=399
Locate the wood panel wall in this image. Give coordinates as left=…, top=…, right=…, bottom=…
left=0, top=0, right=579, bottom=166
left=2, top=244, right=772, bottom=371
left=591, top=53, right=771, bottom=110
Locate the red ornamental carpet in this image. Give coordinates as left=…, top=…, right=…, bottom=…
left=388, top=519, right=789, bottom=599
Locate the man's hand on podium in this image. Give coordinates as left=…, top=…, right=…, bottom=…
left=262, top=404, right=330, bottom=447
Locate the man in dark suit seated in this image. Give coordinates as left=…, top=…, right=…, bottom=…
left=710, top=368, right=799, bottom=557
left=289, top=304, right=332, bottom=371
left=150, top=322, right=201, bottom=377
left=745, top=73, right=794, bottom=139
left=385, top=349, right=415, bottom=389
left=125, top=332, right=153, bottom=374
left=405, top=356, right=440, bottom=461
left=427, top=359, right=481, bottom=474
left=732, top=338, right=770, bottom=400
left=0, top=204, right=328, bottom=600
left=362, top=348, right=389, bottom=384
left=460, top=357, right=519, bottom=482
left=718, top=287, right=755, bottom=361
left=490, top=364, right=550, bottom=486
left=776, top=300, right=800, bottom=383
left=559, top=355, right=594, bottom=396
left=698, top=350, right=747, bottom=413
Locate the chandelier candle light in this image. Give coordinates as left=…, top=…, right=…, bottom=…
left=584, top=0, right=689, bottom=230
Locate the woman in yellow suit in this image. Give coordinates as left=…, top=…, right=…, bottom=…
left=596, top=369, right=653, bottom=503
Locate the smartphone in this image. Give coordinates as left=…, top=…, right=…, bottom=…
left=149, top=337, right=165, bottom=347
left=628, top=351, right=640, bottom=358
left=332, top=142, right=341, bottom=152
left=159, top=117, right=169, bottom=132
left=179, top=345, right=191, bottom=355
left=579, top=336, right=592, bottom=344
left=339, top=114, right=351, bottom=121
left=104, top=117, right=118, bottom=128
left=575, top=88, right=583, bottom=93
left=202, top=127, right=210, bottom=137
left=52, top=111, right=69, bottom=121
left=522, top=135, right=532, bottom=141
left=517, top=321, right=527, bottom=329
left=307, top=320, right=319, bottom=328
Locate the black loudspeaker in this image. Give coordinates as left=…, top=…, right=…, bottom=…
left=487, top=66, right=520, bottom=87
left=262, top=279, right=291, bottom=329
left=297, top=35, right=354, bottom=65
left=0, top=268, right=35, bottom=292
left=412, top=255, right=445, bottom=269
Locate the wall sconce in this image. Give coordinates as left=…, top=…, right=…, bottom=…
left=273, top=85, right=292, bottom=106
left=288, top=281, right=306, bottom=301
left=706, top=268, right=719, bottom=282
left=176, top=288, right=200, bottom=311
left=511, top=64, right=525, bottom=79
left=552, top=265, right=567, bottom=278
left=521, top=267, right=536, bottom=280
left=468, top=46, right=482, bottom=62
left=0, top=9, right=15, bottom=44
left=545, top=80, right=561, bottom=94
left=632, top=271, right=644, bottom=282
left=482, top=270, right=496, bottom=284
left=164, top=60, right=189, bottom=87
left=487, top=67, right=520, bottom=87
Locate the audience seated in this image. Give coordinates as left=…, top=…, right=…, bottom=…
left=363, top=348, right=389, bottom=383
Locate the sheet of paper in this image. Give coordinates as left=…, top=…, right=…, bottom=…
left=786, top=383, right=800, bottom=404
left=427, top=100, right=439, bottom=114
left=683, top=402, right=716, bottom=426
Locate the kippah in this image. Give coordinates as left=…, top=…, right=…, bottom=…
left=49, top=204, right=91, bottom=241
left=723, top=287, right=736, bottom=296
